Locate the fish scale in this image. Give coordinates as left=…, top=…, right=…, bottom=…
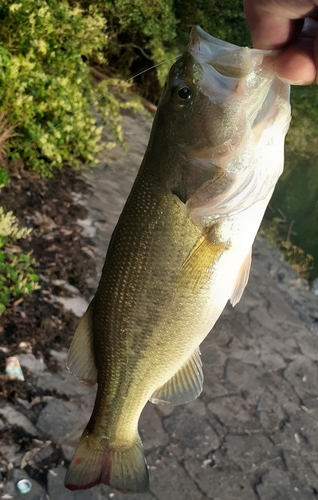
left=90, top=182, right=205, bottom=443
left=64, top=26, right=290, bottom=493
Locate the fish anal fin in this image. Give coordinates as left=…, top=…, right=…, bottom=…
left=65, top=430, right=149, bottom=493
left=66, top=303, right=97, bottom=386
left=150, top=347, right=203, bottom=406
left=230, top=247, right=252, bottom=307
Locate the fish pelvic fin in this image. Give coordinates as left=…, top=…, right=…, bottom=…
left=230, top=247, right=252, bottom=307
left=150, top=347, right=203, bottom=405
left=66, top=302, right=97, bottom=386
left=64, top=429, right=149, bottom=493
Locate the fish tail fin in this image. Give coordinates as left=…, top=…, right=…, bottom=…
left=64, top=428, right=149, bottom=493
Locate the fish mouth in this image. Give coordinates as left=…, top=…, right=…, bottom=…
left=188, top=26, right=261, bottom=79
left=189, top=26, right=240, bottom=55
left=187, top=26, right=288, bottom=131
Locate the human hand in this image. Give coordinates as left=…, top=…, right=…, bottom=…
left=243, top=0, right=318, bottom=84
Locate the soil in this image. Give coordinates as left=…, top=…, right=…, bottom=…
left=0, top=163, right=96, bottom=458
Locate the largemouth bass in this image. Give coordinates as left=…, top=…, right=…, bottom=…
left=65, top=27, right=291, bottom=493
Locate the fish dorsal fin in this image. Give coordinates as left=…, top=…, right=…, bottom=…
left=66, top=303, right=97, bottom=386
left=149, top=348, right=203, bottom=405
left=230, top=247, right=252, bottom=307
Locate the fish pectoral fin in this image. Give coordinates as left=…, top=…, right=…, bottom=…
left=66, top=302, right=98, bottom=386
left=178, top=227, right=226, bottom=291
left=230, top=247, right=252, bottom=307
left=149, top=347, right=203, bottom=406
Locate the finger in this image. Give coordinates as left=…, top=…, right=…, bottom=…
left=243, top=0, right=316, bottom=49
left=274, top=38, right=316, bottom=84
left=314, top=32, right=318, bottom=83
left=243, top=1, right=298, bottom=49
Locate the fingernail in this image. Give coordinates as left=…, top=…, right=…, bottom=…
left=278, top=76, right=310, bottom=85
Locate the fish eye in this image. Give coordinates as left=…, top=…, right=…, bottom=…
left=173, top=83, right=193, bottom=104
left=178, top=86, right=191, bottom=100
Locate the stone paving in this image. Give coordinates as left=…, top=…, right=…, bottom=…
left=2, top=112, right=318, bottom=499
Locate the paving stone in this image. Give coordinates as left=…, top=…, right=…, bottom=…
left=84, top=113, right=151, bottom=275
left=1, top=444, right=22, bottom=466
left=282, top=451, right=318, bottom=493
left=256, top=387, right=285, bottom=432
left=296, top=328, right=318, bottom=362
left=3, top=468, right=46, bottom=499
left=50, top=349, right=68, bottom=363
left=264, top=371, right=301, bottom=415
left=155, top=404, right=175, bottom=418
left=203, top=315, right=234, bottom=344
left=54, top=296, right=89, bottom=318
left=185, top=397, right=207, bottom=417
left=200, top=342, right=227, bottom=367
left=233, top=287, right=264, bottom=313
left=259, top=333, right=299, bottom=370
left=200, top=363, right=228, bottom=400
left=0, top=406, right=37, bottom=437
left=47, top=465, right=94, bottom=499
left=164, top=408, right=219, bottom=454
left=95, top=484, right=157, bottom=500
left=139, top=403, right=169, bottom=451
left=36, top=399, right=88, bottom=443
left=16, top=354, right=46, bottom=374
left=224, top=433, right=283, bottom=472
left=247, top=304, right=279, bottom=334
left=289, top=410, right=318, bottom=449
left=207, top=395, right=260, bottom=433
left=271, top=415, right=306, bottom=453
left=61, top=444, right=76, bottom=462
left=266, top=289, right=304, bottom=326
left=224, top=358, right=265, bottom=404
left=147, top=449, right=204, bottom=500
left=35, top=442, right=54, bottom=461
left=161, top=442, right=185, bottom=461
left=256, top=467, right=315, bottom=500
left=77, top=217, right=97, bottom=238
left=36, top=371, right=96, bottom=400
left=230, top=346, right=263, bottom=368
left=284, top=355, right=318, bottom=400
left=184, top=454, right=256, bottom=500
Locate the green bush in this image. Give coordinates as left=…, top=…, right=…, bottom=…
left=259, top=217, right=315, bottom=282
left=0, top=167, right=10, bottom=188
left=173, top=0, right=250, bottom=48
left=90, top=0, right=178, bottom=85
left=0, top=0, right=118, bottom=176
left=0, top=0, right=251, bottom=176
left=0, top=207, right=40, bottom=314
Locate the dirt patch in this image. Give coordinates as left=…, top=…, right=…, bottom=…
left=0, top=163, right=96, bottom=401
